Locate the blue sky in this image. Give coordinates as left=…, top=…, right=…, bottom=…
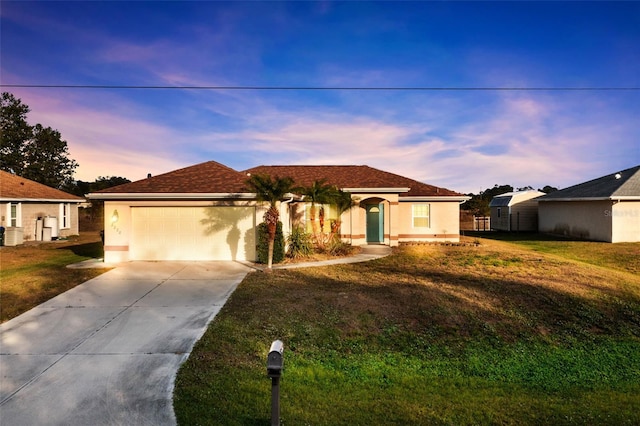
left=1, top=1, right=638, bottom=193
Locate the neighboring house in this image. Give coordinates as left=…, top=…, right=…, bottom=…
left=0, top=170, right=84, bottom=245
left=538, top=165, right=640, bottom=243
left=489, top=190, right=544, bottom=232
left=88, top=161, right=469, bottom=263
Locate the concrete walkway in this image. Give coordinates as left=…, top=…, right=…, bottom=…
left=0, top=261, right=251, bottom=426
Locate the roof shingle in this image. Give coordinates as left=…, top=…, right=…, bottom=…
left=540, top=165, right=640, bottom=200
left=0, top=170, right=84, bottom=201
left=91, top=161, right=464, bottom=198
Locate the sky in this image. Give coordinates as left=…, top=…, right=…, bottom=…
left=1, top=1, right=639, bottom=194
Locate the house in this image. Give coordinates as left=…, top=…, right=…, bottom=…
left=88, top=161, right=469, bottom=263
left=489, top=190, right=544, bottom=232
left=538, top=165, right=640, bottom=243
left=0, top=170, right=84, bottom=245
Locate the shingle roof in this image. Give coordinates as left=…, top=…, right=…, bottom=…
left=90, top=161, right=465, bottom=199
left=0, top=170, right=84, bottom=201
left=92, top=161, right=251, bottom=194
left=244, top=165, right=463, bottom=197
left=540, top=165, right=640, bottom=201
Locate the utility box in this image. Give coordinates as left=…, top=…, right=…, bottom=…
left=5, top=227, right=24, bottom=246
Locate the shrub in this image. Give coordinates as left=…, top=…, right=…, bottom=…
left=327, top=239, right=356, bottom=256
left=287, top=226, right=314, bottom=259
left=256, top=221, right=285, bottom=264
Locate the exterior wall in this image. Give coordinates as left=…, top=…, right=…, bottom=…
left=510, top=200, right=539, bottom=232
left=102, top=200, right=259, bottom=263
left=539, top=200, right=613, bottom=242
left=398, top=201, right=461, bottom=242
left=610, top=201, right=640, bottom=243
left=492, top=201, right=539, bottom=232
left=1, top=201, right=79, bottom=242
left=490, top=206, right=510, bottom=231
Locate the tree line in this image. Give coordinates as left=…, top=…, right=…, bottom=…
left=1, top=92, right=129, bottom=194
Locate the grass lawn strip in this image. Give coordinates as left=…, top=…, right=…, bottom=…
left=0, top=233, right=110, bottom=323
left=174, top=241, right=640, bottom=425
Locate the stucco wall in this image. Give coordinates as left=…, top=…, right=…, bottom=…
left=610, top=201, right=640, bottom=243
left=539, top=200, right=613, bottom=242
left=1, top=201, right=79, bottom=241
left=398, top=201, right=461, bottom=242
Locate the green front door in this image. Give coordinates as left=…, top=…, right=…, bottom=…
left=366, top=203, right=384, bottom=243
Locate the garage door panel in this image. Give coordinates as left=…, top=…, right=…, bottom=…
left=131, top=207, right=256, bottom=261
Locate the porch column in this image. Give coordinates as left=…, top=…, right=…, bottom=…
left=389, top=201, right=400, bottom=247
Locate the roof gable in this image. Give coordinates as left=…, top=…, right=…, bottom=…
left=0, top=171, right=83, bottom=201
left=244, top=165, right=463, bottom=197
left=540, top=165, right=640, bottom=200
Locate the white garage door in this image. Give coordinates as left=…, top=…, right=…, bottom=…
left=131, top=207, right=256, bottom=261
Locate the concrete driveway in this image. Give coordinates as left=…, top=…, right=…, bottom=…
left=0, top=261, right=251, bottom=426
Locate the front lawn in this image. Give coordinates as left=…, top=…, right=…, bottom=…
left=0, top=232, right=110, bottom=322
left=174, top=239, right=640, bottom=425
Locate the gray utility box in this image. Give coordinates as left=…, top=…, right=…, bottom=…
left=5, top=227, right=24, bottom=246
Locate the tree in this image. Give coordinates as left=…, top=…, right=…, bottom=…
left=296, top=179, right=336, bottom=245
left=462, top=184, right=513, bottom=216
left=329, top=189, right=357, bottom=242
left=246, top=174, right=294, bottom=270
left=22, top=124, right=78, bottom=188
left=539, top=185, right=558, bottom=194
left=1, top=92, right=32, bottom=175
left=1, top=92, right=79, bottom=188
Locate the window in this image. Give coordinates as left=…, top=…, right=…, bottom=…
left=9, top=202, right=21, bottom=227
left=412, top=204, right=430, bottom=228
left=59, top=203, right=71, bottom=229
left=497, top=207, right=501, bottom=218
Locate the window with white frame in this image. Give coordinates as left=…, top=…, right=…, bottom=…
left=412, top=203, right=430, bottom=228
left=59, top=203, right=71, bottom=229
left=9, top=202, right=21, bottom=227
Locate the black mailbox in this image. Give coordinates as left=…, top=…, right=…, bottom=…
left=267, top=340, right=284, bottom=377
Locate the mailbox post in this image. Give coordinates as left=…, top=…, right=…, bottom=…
left=267, top=340, right=284, bottom=426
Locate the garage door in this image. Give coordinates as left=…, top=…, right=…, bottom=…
left=131, top=207, right=256, bottom=261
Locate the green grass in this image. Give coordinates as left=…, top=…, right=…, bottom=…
left=174, top=241, right=640, bottom=425
left=468, top=231, right=640, bottom=275
left=0, top=233, right=110, bottom=322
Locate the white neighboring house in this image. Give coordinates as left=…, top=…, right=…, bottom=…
left=0, top=170, right=84, bottom=245
left=538, top=165, right=640, bottom=243
left=489, top=190, right=545, bottom=232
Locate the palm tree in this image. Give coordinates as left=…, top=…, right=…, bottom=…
left=246, top=174, right=294, bottom=270
left=296, top=179, right=335, bottom=247
left=329, top=189, right=357, bottom=242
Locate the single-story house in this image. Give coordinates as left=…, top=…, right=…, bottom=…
left=538, top=165, right=640, bottom=243
left=0, top=170, right=84, bottom=245
left=489, top=190, right=545, bottom=232
left=88, top=161, right=469, bottom=263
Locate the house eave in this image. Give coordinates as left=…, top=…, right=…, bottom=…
left=401, top=196, right=471, bottom=202
left=539, top=196, right=640, bottom=202
left=341, top=187, right=411, bottom=193
left=86, top=192, right=256, bottom=200
left=0, top=197, right=84, bottom=203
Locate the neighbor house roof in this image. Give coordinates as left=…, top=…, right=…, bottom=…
left=539, top=165, right=640, bottom=202
left=0, top=170, right=84, bottom=202
left=89, top=161, right=467, bottom=200
left=245, top=165, right=464, bottom=198
left=489, top=190, right=545, bottom=207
